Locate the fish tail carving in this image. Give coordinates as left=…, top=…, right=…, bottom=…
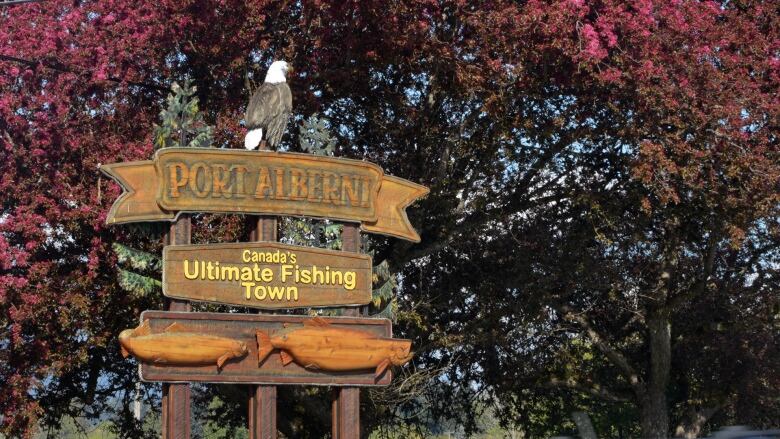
left=135, top=320, right=152, bottom=337
left=118, top=329, right=134, bottom=358
left=279, top=350, right=294, bottom=366
left=375, top=358, right=391, bottom=380
left=217, top=352, right=230, bottom=370
left=256, top=330, right=274, bottom=364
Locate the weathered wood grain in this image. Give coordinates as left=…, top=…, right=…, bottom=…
left=162, top=216, right=191, bottom=439
left=100, top=148, right=429, bottom=242
left=120, top=320, right=248, bottom=369
left=249, top=385, right=276, bottom=439
left=248, top=141, right=279, bottom=439
left=155, top=149, right=382, bottom=221
left=162, top=242, right=372, bottom=309
left=255, top=317, right=412, bottom=377
left=333, top=222, right=363, bottom=439
left=138, top=311, right=393, bottom=386
left=333, top=388, right=360, bottom=439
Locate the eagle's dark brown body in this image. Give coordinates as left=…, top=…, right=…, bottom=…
left=245, top=81, right=292, bottom=148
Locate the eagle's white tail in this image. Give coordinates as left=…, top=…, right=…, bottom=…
left=245, top=128, right=263, bottom=150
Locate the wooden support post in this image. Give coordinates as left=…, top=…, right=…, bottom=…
left=248, top=214, right=278, bottom=439
left=162, top=215, right=192, bottom=439
left=332, top=222, right=362, bottom=439
left=333, top=387, right=360, bottom=439
left=249, top=140, right=278, bottom=439
left=249, top=383, right=277, bottom=439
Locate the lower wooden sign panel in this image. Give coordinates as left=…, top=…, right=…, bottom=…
left=162, top=242, right=372, bottom=309
left=137, top=311, right=394, bottom=386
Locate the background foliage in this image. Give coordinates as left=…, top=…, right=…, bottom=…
left=1, top=0, right=778, bottom=438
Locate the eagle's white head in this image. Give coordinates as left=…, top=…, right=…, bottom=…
left=264, top=60, right=291, bottom=84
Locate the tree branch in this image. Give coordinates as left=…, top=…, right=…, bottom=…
left=544, top=377, right=633, bottom=403
left=0, top=0, right=43, bottom=6
left=666, top=231, right=719, bottom=310
left=0, top=54, right=168, bottom=93
left=387, top=191, right=567, bottom=272
left=560, top=305, right=644, bottom=394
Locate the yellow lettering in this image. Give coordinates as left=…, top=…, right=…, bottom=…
left=281, top=264, right=293, bottom=282
left=330, top=270, right=343, bottom=286
left=344, top=271, right=356, bottom=290
left=242, top=282, right=254, bottom=299
left=253, top=265, right=262, bottom=282
left=311, top=265, right=325, bottom=284
left=261, top=268, right=273, bottom=283
left=267, top=286, right=285, bottom=300
left=300, top=268, right=311, bottom=284
left=242, top=250, right=251, bottom=263
left=183, top=259, right=198, bottom=279
left=221, top=266, right=239, bottom=281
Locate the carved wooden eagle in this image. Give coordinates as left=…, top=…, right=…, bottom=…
left=244, top=60, right=292, bottom=150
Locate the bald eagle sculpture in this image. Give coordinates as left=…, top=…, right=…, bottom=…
left=244, top=60, right=292, bottom=150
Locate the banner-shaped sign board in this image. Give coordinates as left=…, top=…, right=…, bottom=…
left=134, top=311, right=394, bottom=386
left=163, top=242, right=372, bottom=309
left=100, top=148, right=428, bottom=242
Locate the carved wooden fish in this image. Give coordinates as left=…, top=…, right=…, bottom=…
left=256, top=317, right=412, bottom=379
left=119, top=321, right=248, bottom=370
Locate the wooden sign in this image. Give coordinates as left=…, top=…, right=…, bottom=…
left=162, top=242, right=372, bottom=309
left=135, top=311, right=395, bottom=386
left=100, top=148, right=429, bottom=242
left=256, top=316, right=412, bottom=379
left=120, top=320, right=248, bottom=369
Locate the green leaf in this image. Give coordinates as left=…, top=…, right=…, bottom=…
left=372, top=279, right=395, bottom=306
left=299, top=114, right=336, bottom=156
left=112, top=243, right=161, bottom=272
left=121, top=222, right=168, bottom=239
left=117, top=269, right=161, bottom=297
left=154, top=80, right=213, bottom=150
left=373, top=259, right=392, bottom=281
left=374, top=299, right=397, bottom=321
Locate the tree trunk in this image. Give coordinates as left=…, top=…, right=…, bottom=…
left=640, top=391, right=670, bottom=439
left=572, top=411, right=598, bottom=439
left=674, top=406, right=720, bottom=438
left=640, top=311, right=672, bottom=438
